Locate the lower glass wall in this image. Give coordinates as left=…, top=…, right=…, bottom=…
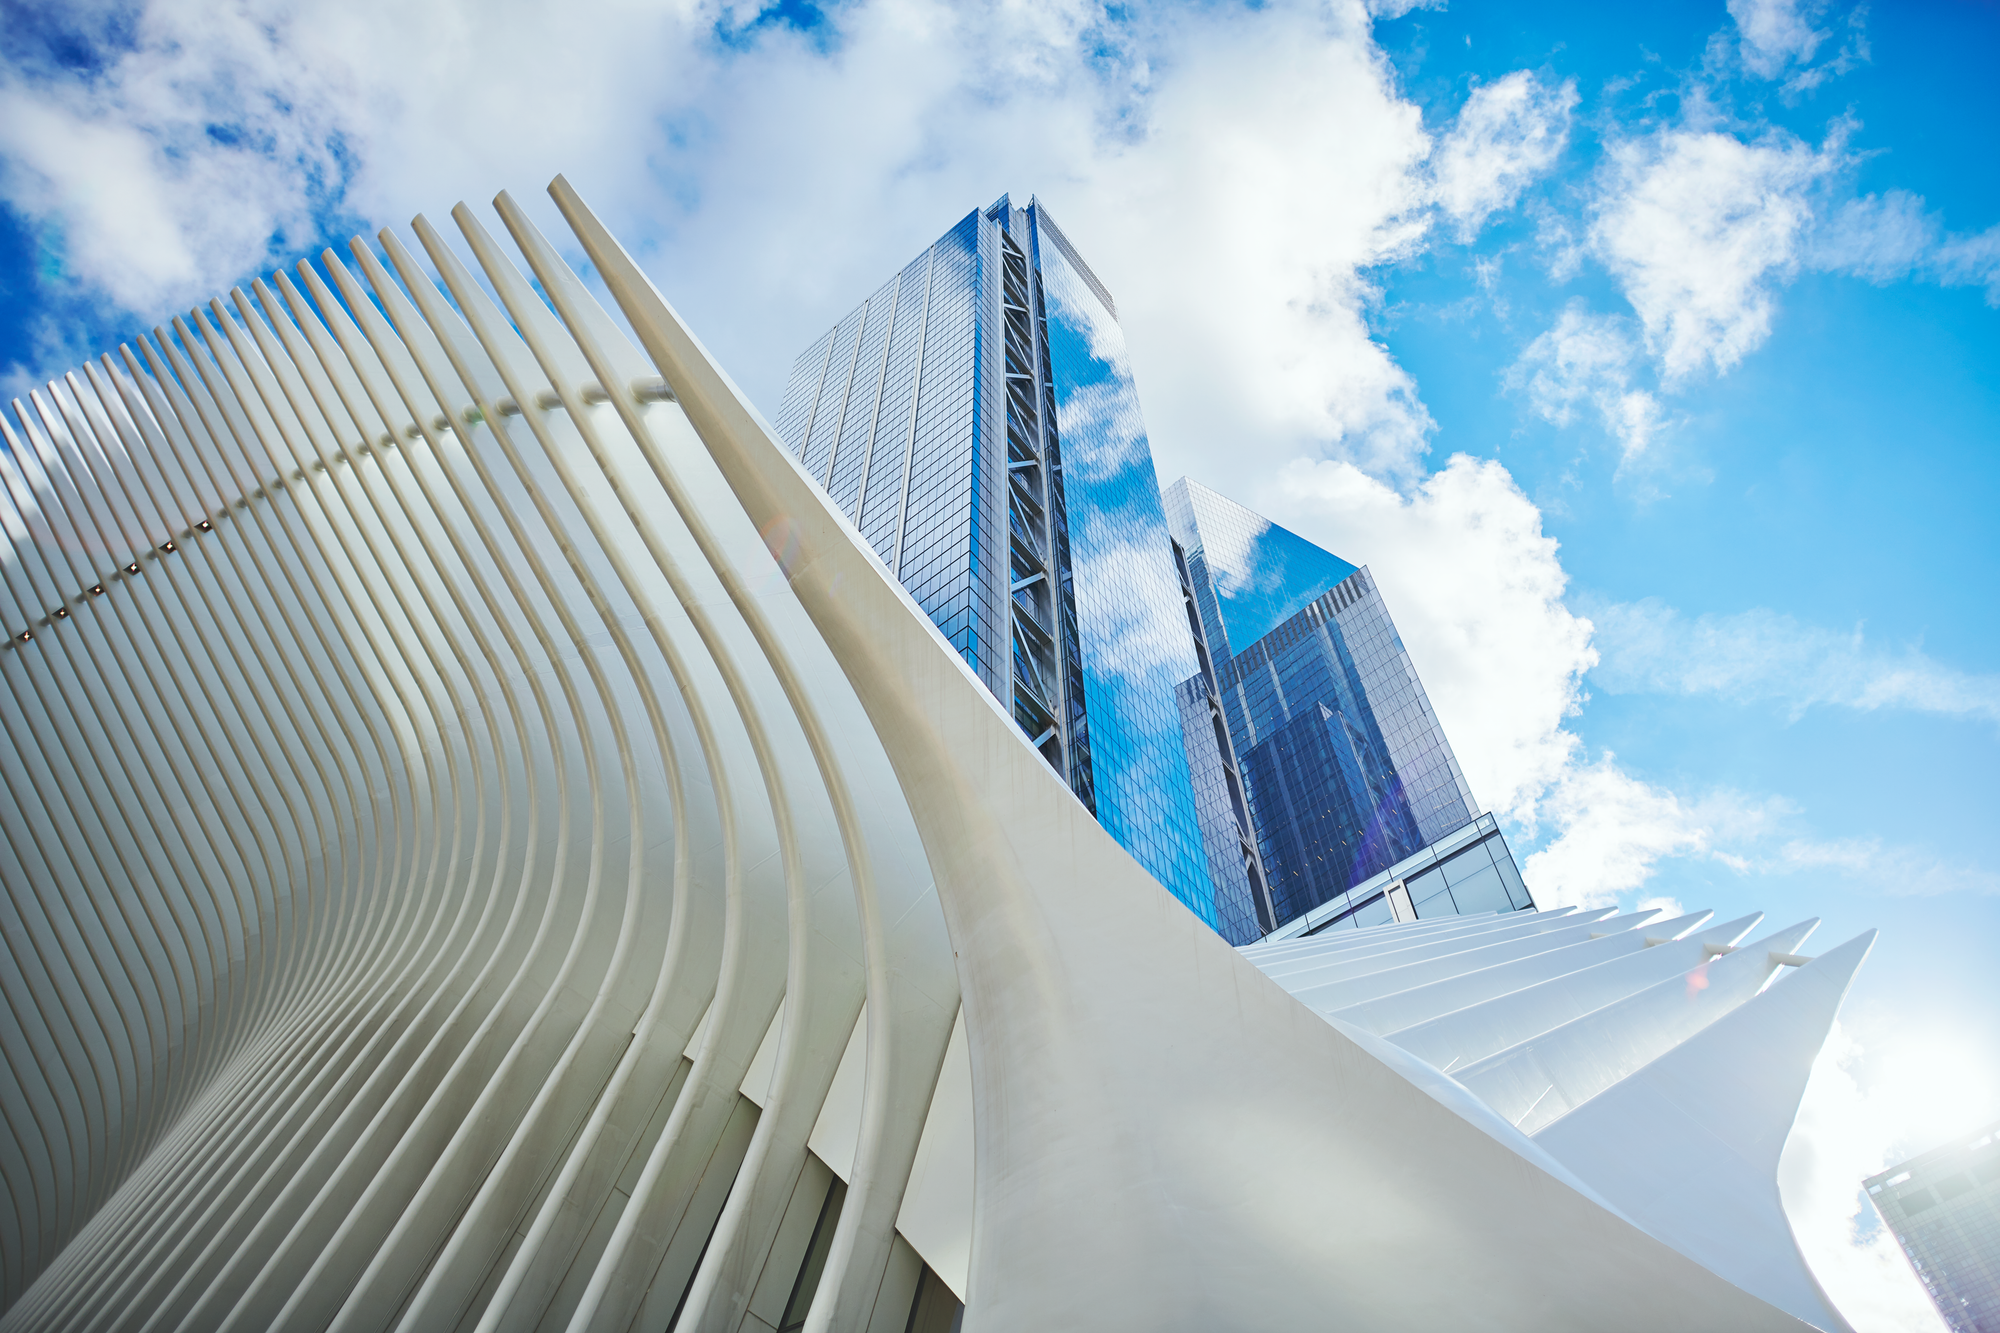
left=1259, top=814, right=1537, bottom=942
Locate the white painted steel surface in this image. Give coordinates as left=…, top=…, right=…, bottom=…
left=1246, top=903, right=1871, bottom=1331
left=0, top=176, right=1866, bottom=1331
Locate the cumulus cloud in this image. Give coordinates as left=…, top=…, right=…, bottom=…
left=1587, top=597, right=2000, bottom=725
left=1507, top=301, right=1667, bottom=466
left=1511, top=115, right=1860, bottom=461
left=1590, top=124, right=1841, bottom=382
left=1254, top=456, right=1889, bottom=917
left=1254, top=453, right=2000, bottom=925
left=1089, top=3, right=1440, bottom=483
left=3, top=18, right=1979, bottom=1326
left=0, top=6, right=352, bottom=316
left=1430, top=70, right=1577, bottom=238
left=1518, top=109, right=1994, bottom=461
left=1263, top=453, right=1594, bottom=825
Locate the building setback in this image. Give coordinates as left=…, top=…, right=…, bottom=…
left=1164, top=478, right=1531, bottom=939
left=1866, top=1120, right=2000, bottom=1331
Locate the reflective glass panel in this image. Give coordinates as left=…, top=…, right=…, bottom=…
left=1034, top=205, right=1215, bottom=925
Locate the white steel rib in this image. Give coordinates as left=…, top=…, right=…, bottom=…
left=0, top=176, right=1870, bottom=1332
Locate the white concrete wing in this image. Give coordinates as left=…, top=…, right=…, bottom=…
left=0, top=175, right=1862, bottom=1332
left=1243, top=900, right=1873, bottom=1331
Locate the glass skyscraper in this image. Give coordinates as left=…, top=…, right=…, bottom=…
left=774, top=196, right=1219, bottom=927
left=1866, top=1120, right=2000, bottom=1332
left=1164, top=479, right=1532, bottom=938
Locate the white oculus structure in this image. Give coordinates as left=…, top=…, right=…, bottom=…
left=0, top=177, right=1872, bottom=1332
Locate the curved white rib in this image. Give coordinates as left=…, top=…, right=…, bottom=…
left=0, top=177, right=1868, bottom=1333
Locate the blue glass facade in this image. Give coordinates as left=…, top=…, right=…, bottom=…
left=1263, top=814, right=1535, bottom=940
left=779, top=214, right=995, bottom=679
left=1165, top=479, right=1526, bottom=934
left=775, top=197, right=1220, bottom=927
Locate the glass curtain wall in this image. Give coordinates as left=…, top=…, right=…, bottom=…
left=774, top=198, right=1222, bottom=928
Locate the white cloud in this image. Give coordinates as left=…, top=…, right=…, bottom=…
left=1523, top=125, right=1991, bottom=461
left=1775, top=838, right=2000, bottom=898
left=1590, top=124, right=1841, bottom=381
left=1088, top=2, right=1440, bottom=483
left=1476, top=587, right=2000, bottom=917
left=1937, top=223, right=2000, bottom=306
left=1431, top=70, right=1577, bottom=238
left=1518, top=755, right=1713, bottom=909
left=0, top=310, right=100, bottom=404
left=1517, top=756, right=1803, bottom=909
left=1813, top=190, right=1941, bottom=283
left=1811, top=191, right=2000, bottom=306
left=1729, top=0, right=1828, bottom=79
left=0, top=0, right=1445, bottom=485
left=1507, top=301, right=1667, bottom=467
left=1257, top=458, right=1895, bottom=915
left=1240, top=463, right=2000, bottom=920
left=1513, top=769, right=2000, bottom=915
left=1587, top=597, right=2000, bottom=725
left=0, top=14, right=1984, bottom=1333
left=1729, top=0, right=1871, bottom=95
left=1363, top=0, right=1442, bottom=18
left=1259, top=454, right=1793, bottom=914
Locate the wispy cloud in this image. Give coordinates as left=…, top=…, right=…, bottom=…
left=1430, top=70, right=1577, bottom=240
left=1774, top=837, right=2000, bottom=897
left=1585, top=597, right=2000, bottom=725
left=1506, top=301, right=1668, bottom=468
left=1517, top=762, right=2000, bottom=913
left=1813, top=190, right=2000, bottom=305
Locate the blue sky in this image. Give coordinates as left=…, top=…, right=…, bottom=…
left=0, top=0, right=1994, bottom=1325
left=1347, top=11, right=1999, bottom=1321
